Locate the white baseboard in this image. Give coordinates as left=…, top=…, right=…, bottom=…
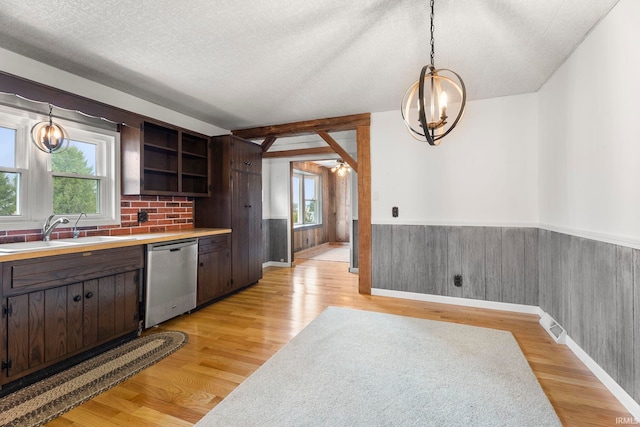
left=371, top=288, right=543, bottom=316
left=349, top=267, right=359, bottom=274
left=370, top=288, right=640, bottom=420
left=564, top=335, right=640, bottom=420
left=263, top=261, right=291, bottom=268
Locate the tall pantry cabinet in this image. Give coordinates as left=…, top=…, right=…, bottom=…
left=195, top=135, right=262, bottom=291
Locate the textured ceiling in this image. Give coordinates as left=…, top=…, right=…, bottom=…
left=0, top=0, right=619, bottom=131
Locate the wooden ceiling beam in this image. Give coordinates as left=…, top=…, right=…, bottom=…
left=316, top=130, right=358, bottom=173
left=233, top=113, right=370, bottom=139
left=261, top=136, right=277, bottom=152
left=262, top=146, right=335, bottom=158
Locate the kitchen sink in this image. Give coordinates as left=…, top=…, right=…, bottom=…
left=0, top=236, right=135, bottom=253
left=59, top=235, right=134, bottom=244
left=0, top=240, right=77, bottom=253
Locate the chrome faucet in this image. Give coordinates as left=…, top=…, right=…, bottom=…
left=42, top=214, right=70, bottom=241
left=73, top=212, right=87, bottom=238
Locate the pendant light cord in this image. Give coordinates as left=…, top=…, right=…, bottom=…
left=430, top=0, right=435, bottom=67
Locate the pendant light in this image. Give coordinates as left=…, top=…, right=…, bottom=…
left=331, top=159, right=350, bottom=177
left=31, top=104, right=70, bottom=153
left=401, top=0, right=466, bottom=145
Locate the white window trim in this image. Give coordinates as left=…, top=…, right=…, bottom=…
left=0, top=105, right=120, bottom=231
left=292, top=170, right=322, bottom=228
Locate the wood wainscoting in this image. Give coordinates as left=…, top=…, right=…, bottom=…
left=50, top=260, right=634, bottom=426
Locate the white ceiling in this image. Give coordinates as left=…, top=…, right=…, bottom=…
left=0, top=0, right=619, bottom=131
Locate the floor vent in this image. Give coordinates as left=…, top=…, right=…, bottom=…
left=539, top=313, right=566, bottom=344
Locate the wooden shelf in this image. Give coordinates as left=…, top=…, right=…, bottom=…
left=144, top=166, right=177, bottom=174
left=122, top=121, right=211, bottom=197
left=145, top=142, right=178, bottom=153
left=182, top=150, right=208, bottom=159
left=182, top=171, right=208, bottom=178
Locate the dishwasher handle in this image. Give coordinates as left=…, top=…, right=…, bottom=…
left=148, top=238, right=198, bottom=252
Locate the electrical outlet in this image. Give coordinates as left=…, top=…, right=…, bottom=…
left=454, top=275, right=463, bottom=287
left=137, top=210, right=149, bottom=223
left=392, top=206, right=399, bottom=217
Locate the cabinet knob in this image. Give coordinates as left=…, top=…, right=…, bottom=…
left=245, top=204, right=252, bottom=208
left=199, top=262, right=204, bottom=267
left=85, top=291, right=94, bottom=299
left=244, top=161, right=252, bottom=166
left=73, top=295, right=82, bottom=302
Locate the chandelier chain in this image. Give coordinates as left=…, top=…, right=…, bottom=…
left=430, top=0, right=435, bottom=67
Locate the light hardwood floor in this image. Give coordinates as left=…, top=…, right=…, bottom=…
left=48, top=259, right=634, bottom=426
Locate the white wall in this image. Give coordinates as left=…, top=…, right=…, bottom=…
left=371, top=93, right=539, bottom=226
left=0, top=48, right=228, bottom=135
left=538, top=0, right=640, bottom=246
left=262, top=158, right=291, bottom=220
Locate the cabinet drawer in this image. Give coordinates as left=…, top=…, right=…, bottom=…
left=3, top=246, right=144, bottom=295
left=199, top=234, right=230, bottom=253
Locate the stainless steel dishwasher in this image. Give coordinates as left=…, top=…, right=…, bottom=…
left=145, top=238, right=198, bottom=328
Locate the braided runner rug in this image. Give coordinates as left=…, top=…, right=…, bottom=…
left=0, top=331, right=187, bottom=427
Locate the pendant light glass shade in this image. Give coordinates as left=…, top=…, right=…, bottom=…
left=31, top=105, right=70, bottom=154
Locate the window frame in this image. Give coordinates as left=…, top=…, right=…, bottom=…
left=0, top=105, right=121, bottom=231
left=292, top=170, right=322, bottom=228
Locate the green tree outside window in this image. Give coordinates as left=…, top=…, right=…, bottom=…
left=52, top=144, right=98, bottom=214
left=0, top=172, right=17, bottom=215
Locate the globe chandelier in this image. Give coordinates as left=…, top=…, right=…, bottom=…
left=31, top=104, right=70, bottom=154
left=401, top=0, right=466, bottom=145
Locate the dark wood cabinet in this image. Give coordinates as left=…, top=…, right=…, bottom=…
left=197, top=234, right=232, bottom=306
left=195, top=135, right=262, bottom=291
left=1, top=248, right=142, bottom=386
left=121, top=121, right=211, bottom=197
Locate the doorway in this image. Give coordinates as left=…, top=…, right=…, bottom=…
left=291, top=159, right=352, bottom=265
left=233, top=113, right=371, bottom=294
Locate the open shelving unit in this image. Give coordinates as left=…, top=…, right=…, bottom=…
left=121, top=121, right=211, bottom=197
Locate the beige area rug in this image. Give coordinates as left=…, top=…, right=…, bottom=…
left=196, top=307, right=561, bottom=426
left=0, top=331, right=187, bottom=427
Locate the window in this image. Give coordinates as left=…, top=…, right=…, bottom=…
left=292, top=170, right=321, bottom=227
left=0, top=125, right=21, bottom=216
left=52, top=139, right=100, bottom=215
left=0, top=105, right=120, bottom=230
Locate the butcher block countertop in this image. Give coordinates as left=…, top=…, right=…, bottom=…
left=0, top=228, right=231, bottom=262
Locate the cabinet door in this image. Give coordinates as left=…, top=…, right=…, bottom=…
left=44, top=286, right=68, bottom=362
left=231, top=138, right=262, bottom=174
left=67, top=283, right=84, bottom=353
left=6, top=294, right=31, bottom=379
left=231, top=170, right=251, bottom=289
left=116, top=270, right=140, bottom=334
left=96, top=272, right=140, bottom=340
left=97, top=275, right=116, bottom=340
left=197, top=248, right=231, bottom=306
left=247, top=172, right=263, bottom=284
left=6, top=287, right=76, bottom=381
left=83, top=279, right=99, bottom=347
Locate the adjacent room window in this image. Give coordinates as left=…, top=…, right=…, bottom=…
left=0, top=105, right=120, bottom=230
left=292, top=170, right=321, bottom=227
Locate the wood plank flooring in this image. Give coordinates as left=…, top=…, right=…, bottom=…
left=48, top=259, right=634, bottom=426
left=295, top=242, right=350, bottom=262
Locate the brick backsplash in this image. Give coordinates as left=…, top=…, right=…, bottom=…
left=0, top=195, right=194, bottom=244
